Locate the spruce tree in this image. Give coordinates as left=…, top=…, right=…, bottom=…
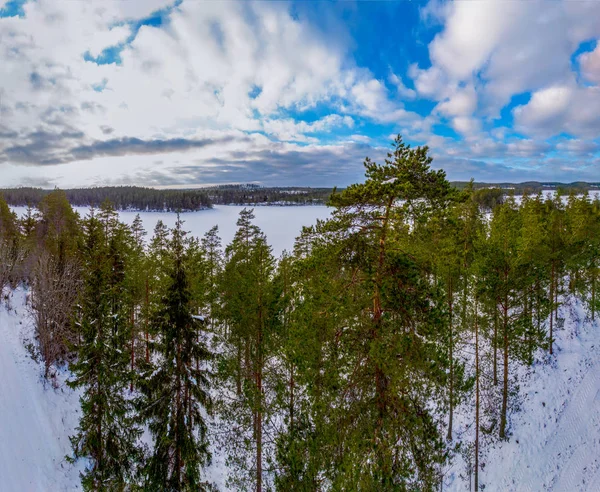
left=68, top=204, right=141, bottom=490
left=138, top=216, right=213, bottom=491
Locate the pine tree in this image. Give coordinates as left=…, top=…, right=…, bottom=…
left=289, top=136, right=456, bottom=488
left=217, top=208, right=278, bottom=491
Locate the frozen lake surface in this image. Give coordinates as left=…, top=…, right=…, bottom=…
left=11, top=205, right=332, bottom=257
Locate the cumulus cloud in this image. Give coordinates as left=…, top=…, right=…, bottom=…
left=579, top=42, right=600, bottom=84
left=1, top=0, right=599, bottom=187
left=513, top=84, right=600, bottom=137
left=0, top=0, right=416, bottom=186
left=413, top=0, right=600, bottom=135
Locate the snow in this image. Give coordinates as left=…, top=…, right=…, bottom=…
left=3, top=271, right=600, bottom=489
left=447, top=294, right=600, bottom=491
left=10, top=205, right=332, bottom=258
left=0, top=288, right=85, bottom=491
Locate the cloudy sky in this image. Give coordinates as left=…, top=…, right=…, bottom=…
left=0, top=0, right=599, bottom=188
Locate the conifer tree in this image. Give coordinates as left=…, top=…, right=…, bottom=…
left=218, top=208, right=278, bottom=491
left=138, top=216, right=213, bottom=491
left=292, top=136, right=456, bottom=488
left=68, top=204, right=141, bottom=490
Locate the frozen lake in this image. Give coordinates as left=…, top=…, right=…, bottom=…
left=11, top=205, right=332, bottom=258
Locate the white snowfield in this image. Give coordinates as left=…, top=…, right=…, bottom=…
left=2, top=287, right=600, bottom=491
left=448, top=296, right=600, bottom=491
left=0, top=288, right=84, bottom=491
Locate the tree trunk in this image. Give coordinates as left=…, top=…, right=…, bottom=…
left=236, top=343, right=242, bottom=396
left=474, top=298, right=479, bottom=491
left=175, top=341, right=182, bottom=486
left=373, top=197, right=393, bottom=483
left=500, top=297, right=509, bottom=440
left=289, top=364, right=295, bottom=432
left=555, top=268, right=559, bottom=325
left=493, top=304, right=498, bottom=386
left=447, top=278, right=454, bottom=440
left=592, top=264, right=596, bottom=321
left=130, top=307, right=135, bottom=392
left=145, top=277, right=149, bottom=364
left=550, top=261, right=555, bottom=355
left=256, top=320, right=263, bottom=491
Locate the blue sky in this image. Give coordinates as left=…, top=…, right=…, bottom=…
left=0, top=0, right=599, bottom=188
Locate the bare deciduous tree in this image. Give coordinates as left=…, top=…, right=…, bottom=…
left=30, top=251, right=81, bottom=376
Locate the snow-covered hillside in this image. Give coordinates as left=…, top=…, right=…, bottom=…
left=448, top=295, right=600, bottom=491
left=0, top=288, right=84, bottom=491
left=2, top=287, right=600, bottom=491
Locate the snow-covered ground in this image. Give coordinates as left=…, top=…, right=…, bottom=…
left=0, top=288, right=85, bottom=491
left=447, top=295, right=600, bottom=491
left=3, top=286, right=600, bottom=490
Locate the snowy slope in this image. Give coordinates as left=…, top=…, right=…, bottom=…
left=447, top=295, right=600, bottom=491
left=3, top=286, right=600, bottom=491
left=0, top=288, right=84, bottom=491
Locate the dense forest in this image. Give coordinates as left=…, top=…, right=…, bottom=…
left=0, top=186, right=213, bottom=212
left=2, top=181, right=598, bottom=213
left=0, top=185, right=333, bottom=212
left=1, top=136, right=599, bottom=490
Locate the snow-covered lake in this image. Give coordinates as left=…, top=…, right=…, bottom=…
left=11, top=205, right=332, bottom=257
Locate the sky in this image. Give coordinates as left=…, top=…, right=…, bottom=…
left=0, top=0, right=599, bottom=189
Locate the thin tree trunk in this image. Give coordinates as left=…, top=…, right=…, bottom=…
left=290, top=364, right=295, bottom=432
left=130, top=307, right=135, bottom=392
left=555, top=268, right=559, bottom=325
left=256, top=312, right=263, bottom=492
left=550, top=261, right=555, bottom=355
left=474, top=298, right=479, bottom=491
left=592, top=265, right=596, bottom=321
left=447, top=277, right=454, bottom=440
left=373, top=197, right=393, bottom=483
left=145, top=277, right=149, bottom=364
left=500, top=296, right=509, bottom=439
left=537, top=279, right=541, bottom=338
left=493, top=303, right=498, bottom=386
left=176, top=341, right=182, bottom=486
left=236, top=343, right=242, bottom=396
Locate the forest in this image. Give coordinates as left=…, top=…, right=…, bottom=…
left=2, top=182, right=597, bottom=213
left=0, top=185, right=333, bottom=212
left=1, top=135, right=599, bottom=491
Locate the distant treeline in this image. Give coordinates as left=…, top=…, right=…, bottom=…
left=452, top=180, right=600, bottom=194
left=1, top=181, right=598, bottom=212
left=0, top=186, right=212, bottom=212
left=205, top=184, right=333, bottom=205
left=0, top=185, right=334, bottom=211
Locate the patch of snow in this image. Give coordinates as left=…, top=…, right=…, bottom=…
left=448, top=295, right=600, bottom=491
left=0, top=288, right=85, bottom=491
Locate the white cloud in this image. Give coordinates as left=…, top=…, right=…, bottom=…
left=262, top=114, right=354, bottom=142
left=414, top=0, right=600, bottom=136
left=556, top=139, right=600, bottom=156
left=348, top=77, right=418, bottom=124
left=436, top=84, right=477, bottom=117
left=451, top=116, right=480, bottom=136
left=0, top=0, right=404, bottom=187
left=513, top=84, right=600, bottom=137
left=389, top=73, right=416, bottom=100
left=579, top=42, right=600, bottom=84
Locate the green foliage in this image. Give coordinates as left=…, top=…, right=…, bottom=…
left=138, top=217, right=213, bottom=491
left=68, top=204, right=142, bottom=490
left=6, top=134, right=600, bottom=492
